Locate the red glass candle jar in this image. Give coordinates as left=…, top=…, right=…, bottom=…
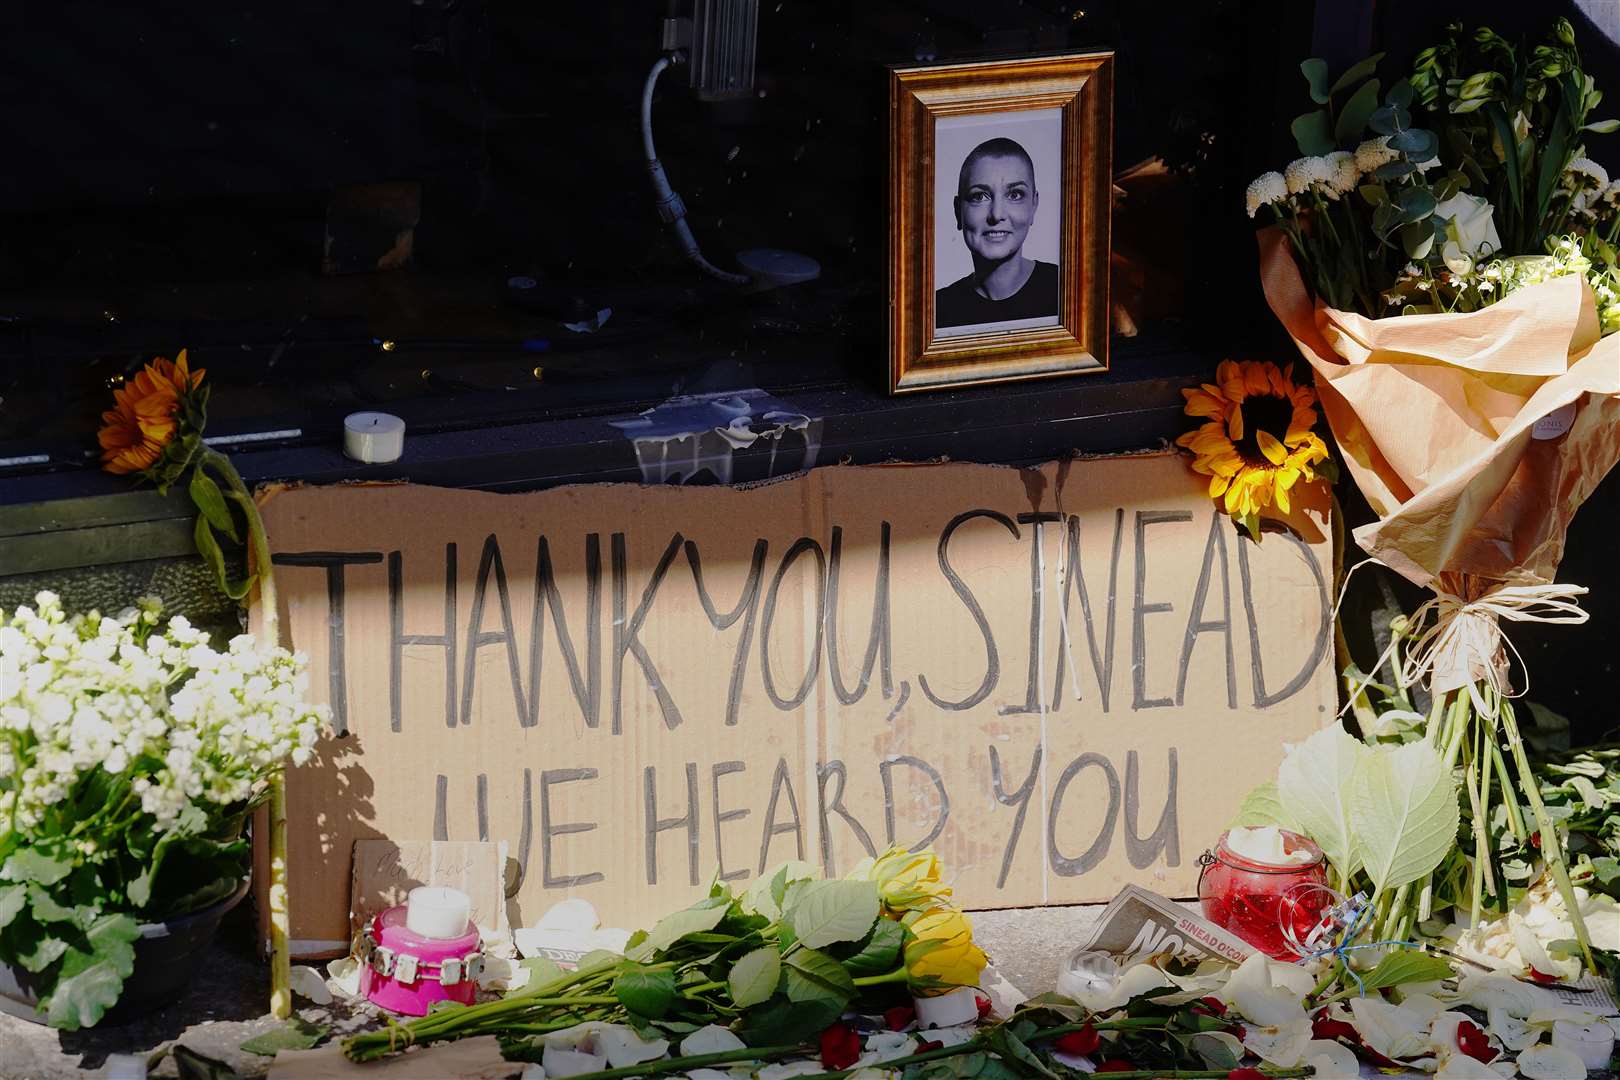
left=1198, top=829, right=1329, bottom=960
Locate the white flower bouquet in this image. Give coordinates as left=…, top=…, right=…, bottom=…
left=1245, top=18, right=1620, bottom=972
left=0, top=591, right=327, bottom=1028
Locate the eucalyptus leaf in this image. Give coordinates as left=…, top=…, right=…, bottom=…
left=1349, top=741, right=1460, bottom=895
left=787, top=879, right=878, bottom=949
left=1394, top=188, right=1437, bottom=222
left=1374, top=160, right=1417, bottom=181
left=727, top=945, right=781, bottom=1009
left=1301, top=58, right=1331, bottom=104
left=1291, top=110, right=1334, bottom=157
left=1278, top=725, right=1369, bottom=880
left=1329, top=53, right=1384, bottom=97
left=1335, top=79, right=1382, bottom=145
left=1359, top=184, right=1387, bottom=206
left=1386, top=77, right=1414, bottom=109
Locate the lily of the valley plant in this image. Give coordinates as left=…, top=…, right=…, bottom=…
left=97, top=351, right=301, bottom=1018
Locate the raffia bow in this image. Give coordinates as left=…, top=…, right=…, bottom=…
left=1342, top=566, right=1589, bottom=719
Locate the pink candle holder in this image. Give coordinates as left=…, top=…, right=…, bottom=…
left=360, top=905, right=483, bottom=1016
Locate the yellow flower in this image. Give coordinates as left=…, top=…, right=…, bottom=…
left=1175, top=359, right=1329, bottom=539
left=849, top=845, right=953, bottom=912
left=904, top=906, right=987, bottom=993
left=98, top=350, right=207, bottom=476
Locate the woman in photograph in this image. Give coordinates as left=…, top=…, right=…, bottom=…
left=935, top=137, right=1060, bottom=331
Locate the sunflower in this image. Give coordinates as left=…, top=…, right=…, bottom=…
left=1176, top=359, right=1329, bottom=539
left=98, top=350, right=207, bottom=477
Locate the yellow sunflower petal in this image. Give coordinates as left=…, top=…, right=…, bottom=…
left=1182, top=389, right=1227, bottom=420
left=1209, top=452, right=1244, bottom=477
left=1255, top=429, right=1287, bottom=466
left=1228, top=406, right=1244, bottom=442
left=1208, top=473, right=1231, bottom=498
left=1268, top=365, right=1291, bottom=397
left=1274, top=482, right=1290, bottom=514
left=1217, top=360, right=1247, bottom=402
left=1244, top=363, right=1272, bottom=397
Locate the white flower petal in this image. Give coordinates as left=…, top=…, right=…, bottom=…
left=1349, top=997, right=1432, bottom=1061
left=861, top=1032, right=916, bottom=1065
left=1303, top=1039, right=1361, bottom=1078
left=596, top=1025, right=670, bottom=1068
left=1518, top=1044, right=1589, bottom=1080
left=681, top=1026, right=746, bottom=1056
left=1488, top=1006, right=1539, bottom=1052
left=1242, top=1018, right=1314, bottom=1067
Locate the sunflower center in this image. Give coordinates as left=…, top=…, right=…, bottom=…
left=1235, top=394, right=1293, bottom=465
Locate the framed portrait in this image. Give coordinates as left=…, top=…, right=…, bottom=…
left=888, top=52, right=1113, bottom=394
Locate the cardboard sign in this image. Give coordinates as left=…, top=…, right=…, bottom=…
left=257, top=454, right=1333, bottom=955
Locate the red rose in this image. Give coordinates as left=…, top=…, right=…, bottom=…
left=1311, top=1011, right=1359, bottom=1042
left=915, top=1041, right=944, bottom=1054
left=1229, top=1071, right=1269, bottom=1080
left=1096, top=1060, right=1135, bottom=1073
left=1053, top=1025, right=1102, bottom=1056
left=819, top=1022, right=862, bottom=1070
left=1457, top=1020, right=1498, bottom=1063
left=884, top=1005, right=916, bottom=1031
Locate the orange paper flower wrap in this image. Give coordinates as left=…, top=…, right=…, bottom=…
left=1259, top=228, right=1620, bottom=594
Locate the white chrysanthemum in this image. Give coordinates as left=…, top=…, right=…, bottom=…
left=1324, top=150, right=1359, bottom=196
left=1413, top=152, right=1441, bottom=173
left=1244, top=171, right=1288, bottom=217
left=1283, top=156, right=1335, bottom=196
left=1355, top=135, right=1397, bottom=172
left=1566, top=156, right=1609, bottom=189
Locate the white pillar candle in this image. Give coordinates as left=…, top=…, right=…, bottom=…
left=405, top=886, right=472, bottom=940
left=343, top=411, right=406, bottom=463
left=1552, top=1019, right=1614, bottom=1069
left=913, top=985, right=980, bottom=1028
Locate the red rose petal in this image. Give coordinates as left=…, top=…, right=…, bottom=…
left=819, top=1023, right=862, bottom=1070
left=883, top=1005, right=916, bottom=1031
left=1228, top=1071, right=1269, bottom=1080
left=915, top=1041, right=944, bottom=1054
left=975, top=993, right=993, bottom=1019
left=1054, top=1025, right=1102, bottom=1056
left=1096, top=1060, right=1135, bottom=1074
left=1457, top=1020, right=1499, bottom=1064
left=1311, top=1012, right=1359, bottom=1042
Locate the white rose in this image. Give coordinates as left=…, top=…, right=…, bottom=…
left=1436, top=193, right=1502, bottom=270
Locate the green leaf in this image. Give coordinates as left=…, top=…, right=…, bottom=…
left=26, top=885, right=77, bottom=924
left=1229, top=781, right=1298, bottom=830
left=843, top=917, right=905, bottom=976
left=173, top=1043, right=241, bottom=1080
left=1591, top=857, right=1620, bottom=886
left=44, top=913, right=140, bottom=1030
left=192, top=516, right=255, bottom=601
left=1386, top=78, right=1414, bottom=109
left=4, top=848, right=73, bottom=886
left=12, top=919, right=69, bottom=973
left=1329, top=53, right=1384, bottom=96
left=1387, top=127, right=1435, bottom=156
left=1350, top=742, right=1460, bottom=895
left=727, top=945, right=782, bottom=1009
left=787, top=879, right=879, bottom=949
left=520, top=955, right=566, bottom=987
left=0, top=884, right=26, bottom=929
left=1374, top=160, right=1417, bottom=182
left=616, top=966, right=678, bottom=1019
left=782, top=947, right=855, bottom=1006
left=624, top=902, right=728, bottom=961
left=240, top=1016, right=331, bottom=1056
left=1291, top=110, right=1334, bottom=157
left=737, top=995, right=842, bottom=1047
left=1355, top=950, right=1455, bottom=993
left=1394, top=188, right=1437, bottom=223
left=1583, top=119, right=1620, bottom=134
left=1278, top=725, right=1369, bottom=880
left=1358, top=184, right=1387, bottom=206
left=1484, top=104, right=1524, bottom=210
left=1300, top=58, right=1330, bottom=104
left=985, top=1025, right=1059, bottom=1080
left=1335, top=79, right=1382, bottom=145
left=188, top=467, right=238, bottom=542
left=1190, top=1031, right=1245, bottom=1070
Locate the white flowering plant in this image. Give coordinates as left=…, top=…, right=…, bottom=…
left=1248, top=19, right=1616, bottom=323
left=0, top=592, right=326, bottom=1029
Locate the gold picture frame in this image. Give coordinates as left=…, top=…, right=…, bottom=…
left=888, top=51, right=1113, bottom=394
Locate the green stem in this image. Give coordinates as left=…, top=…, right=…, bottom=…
left=512, top=1043, right=811, bottom=1079
left=1305, top=963, right=1341, bottom=1007
left=852, top=966, right=910, bottom=987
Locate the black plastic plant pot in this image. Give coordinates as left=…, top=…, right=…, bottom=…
left=0, top=877, right=250, bottom=1027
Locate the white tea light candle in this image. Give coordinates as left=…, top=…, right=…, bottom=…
left=1552, top=1019, right=1614, bottom=1069
left=404, top=886, right=472, bottom=940
left=344, top=411, right=406, bottom=463
left=913, top=985, right=980, bottom=1028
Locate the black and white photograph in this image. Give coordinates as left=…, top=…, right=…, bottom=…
left=932, top=109, right=1064, bottom=338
